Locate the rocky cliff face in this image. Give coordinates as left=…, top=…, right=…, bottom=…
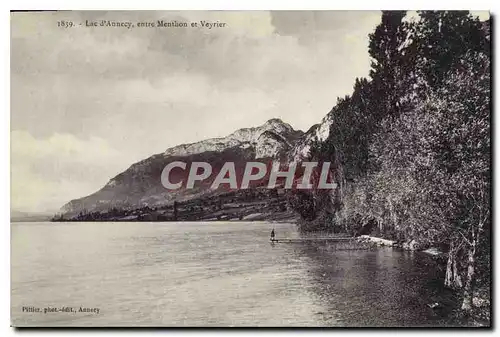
left=163, top=118, right=302, bottom=159
left=61, top=118, right=304, bottom=215
left=289, top=112, right=334, bottom=162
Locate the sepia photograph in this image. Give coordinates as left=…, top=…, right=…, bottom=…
left=10, top=9, right=491, bottom=327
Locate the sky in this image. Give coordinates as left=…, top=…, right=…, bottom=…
left=10, top=10, right=489, bottom=213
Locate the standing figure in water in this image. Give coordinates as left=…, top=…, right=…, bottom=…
left=270, top=228, right=275, bottom=241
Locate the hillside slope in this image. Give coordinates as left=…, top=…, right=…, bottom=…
left=60, top=118, right=304, bottom=216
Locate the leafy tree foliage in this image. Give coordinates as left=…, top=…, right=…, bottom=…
left=293, top=11, right=490, bottom=317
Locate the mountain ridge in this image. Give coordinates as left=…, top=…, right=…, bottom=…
left=60, top=118, right=311, bottom=216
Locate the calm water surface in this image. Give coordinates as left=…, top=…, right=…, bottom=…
left=11, top=221, right=460, bottom=327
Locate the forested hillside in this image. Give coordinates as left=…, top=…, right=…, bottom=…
left=289, top=11, right=490, bottom=317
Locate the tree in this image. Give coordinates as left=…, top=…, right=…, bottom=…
left=414, top=11, right=488, bottom=88
left=369, top=11, right=409, bottom=117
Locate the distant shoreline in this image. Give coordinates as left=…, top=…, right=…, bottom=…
left=12, top=218, right=297, bottom=224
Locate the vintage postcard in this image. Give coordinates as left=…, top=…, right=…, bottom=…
left=10, top=10, right=491, bottom=327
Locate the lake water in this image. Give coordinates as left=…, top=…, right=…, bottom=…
left=11, top=221, right=462, bottom=327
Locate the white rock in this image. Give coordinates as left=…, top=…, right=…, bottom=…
left=163, top=119, right=296, bottom=158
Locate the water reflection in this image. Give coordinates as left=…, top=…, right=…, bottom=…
left=289, top=242, right=462, bottom=327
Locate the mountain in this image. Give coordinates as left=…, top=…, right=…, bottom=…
left=163, top=118, right=303, bottom=159
left=289, top=113, right=334, bottom=162
left=60, top=118, right=304, bottom=216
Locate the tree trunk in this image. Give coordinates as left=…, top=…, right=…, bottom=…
left=445, top=242, right=462, bottom=289
left=379, top=219, right=384, bottom=233
left=462, top=242, right=476, bottom=313
left=452, top=258, right=463, bottom=288
left=461, top=234, right=477, bottom=313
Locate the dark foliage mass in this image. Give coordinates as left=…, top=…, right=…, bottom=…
left=289, top=11, right=490, bottom=319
